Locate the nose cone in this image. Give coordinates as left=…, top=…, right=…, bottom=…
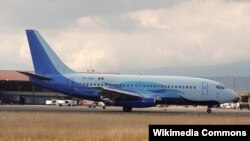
left=228, top=89, right=238, bottom=102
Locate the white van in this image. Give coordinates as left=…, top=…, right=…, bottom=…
left=62, top=100, right=77, bottom=106
left=49, top=99, right=77, bottom=106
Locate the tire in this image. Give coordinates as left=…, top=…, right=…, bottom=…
left=207, top=108, right=212, bottom=113
left=123, top=107, right=132, bottom=112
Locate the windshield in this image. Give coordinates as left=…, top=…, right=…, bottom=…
left=216, top=85, right=225, bottom=89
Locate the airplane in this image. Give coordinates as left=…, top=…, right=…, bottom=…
left=20, top=29, right=237, bottom=113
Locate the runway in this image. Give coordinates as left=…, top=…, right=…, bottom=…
left=0, top=105, right=249, bottom=141
left=0, top=105, right=249, bottom=116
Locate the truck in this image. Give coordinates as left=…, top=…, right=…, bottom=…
left=46, top=99, right=77, bottom=106
left=79, top=100, right=97, bottom=108
left=79, top=100, right=106, bottom=109
left=220, top=102, right=240, bottom=109
left=239, top=102, right=250, bottom=110
left=59, top=100, right=77, bottom=106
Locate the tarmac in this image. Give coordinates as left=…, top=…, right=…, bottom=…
left=0, top=105, right=249, bottom=116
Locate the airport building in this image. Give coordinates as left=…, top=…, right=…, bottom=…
left=0, top=70, right=69, bottom=105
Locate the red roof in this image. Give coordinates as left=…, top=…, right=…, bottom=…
left=0, top=70, right=29, bottom=81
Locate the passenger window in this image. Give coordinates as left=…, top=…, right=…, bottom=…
left=194, top=86, right=196, bottom=89
left=179, top=86, right=181, bottom=89
left=190, top=86, right=192, bottom=89
left=182, top=86, right=185, bottom=89
left=186, top=86, right=188, bottom=89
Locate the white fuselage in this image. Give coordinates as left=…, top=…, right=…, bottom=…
left=63, top=73, right=237, bottom=105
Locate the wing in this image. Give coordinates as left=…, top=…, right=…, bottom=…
left=101, top=86, right=144, bottom=100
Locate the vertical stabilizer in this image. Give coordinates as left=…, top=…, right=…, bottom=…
left=26, top=30, right=75, bottom=75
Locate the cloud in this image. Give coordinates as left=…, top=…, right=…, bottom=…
left=42, top=0, right=250, bottom=73
left=0, top=0, right=180, bottom=31
left=0, top=32, right=32, bottom=70
left=1, top=0, right=250, bottom=73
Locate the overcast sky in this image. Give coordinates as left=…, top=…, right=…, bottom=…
left=0, top=0, right=250, bottom=73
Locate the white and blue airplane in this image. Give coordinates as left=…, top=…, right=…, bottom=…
left=20, top=29, right=237, bottom=113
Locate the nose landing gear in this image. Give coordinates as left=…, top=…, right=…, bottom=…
left=206, top=105, right=212, bottom=113
left=207, top=108, right=212, bottom=113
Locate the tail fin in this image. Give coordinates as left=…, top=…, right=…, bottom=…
left=26, top=30, right=75, bottom=75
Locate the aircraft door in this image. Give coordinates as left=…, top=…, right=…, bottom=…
left=215, top=85, right=221, bottom=99
left=202, top=82, right=208, bottom=95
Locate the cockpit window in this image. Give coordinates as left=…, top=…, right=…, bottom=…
left=216, top=85, right=225, bottom=89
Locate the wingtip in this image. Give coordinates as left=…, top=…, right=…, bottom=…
left=26, top=29, right=38, bottom=33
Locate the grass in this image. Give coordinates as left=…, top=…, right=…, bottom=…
left=0, top=111, right=249, bottom=141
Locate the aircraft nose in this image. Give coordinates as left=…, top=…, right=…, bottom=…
left=229, top=90, right=238, bottom=102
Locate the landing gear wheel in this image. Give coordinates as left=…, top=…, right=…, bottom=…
left=207, top=108, right=212, bottom=113
left=123, top=106, right=132, bottom=112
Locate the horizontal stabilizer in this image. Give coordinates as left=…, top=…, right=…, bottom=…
left=17, top=71, right=52, bottom=80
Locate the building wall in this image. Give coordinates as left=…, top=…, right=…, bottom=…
left=0, top=91, right=69, bottom=105
left=0, top=80, right=69, bottom=105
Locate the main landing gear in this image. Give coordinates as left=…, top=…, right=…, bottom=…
left=123, top=106, right=132, bottom=112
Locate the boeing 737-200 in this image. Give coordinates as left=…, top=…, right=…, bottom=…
left=20, top=30, right=237, bottom=113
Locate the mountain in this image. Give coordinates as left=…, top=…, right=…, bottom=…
left=119, top=60, right=250, bottom=91
left=121, top=59, right=250, bottom=77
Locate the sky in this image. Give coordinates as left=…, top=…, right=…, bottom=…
left=0, top=0, right=250, bottom=73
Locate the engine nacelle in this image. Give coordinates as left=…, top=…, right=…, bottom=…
left=113, top=98, right=156, bottom=108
